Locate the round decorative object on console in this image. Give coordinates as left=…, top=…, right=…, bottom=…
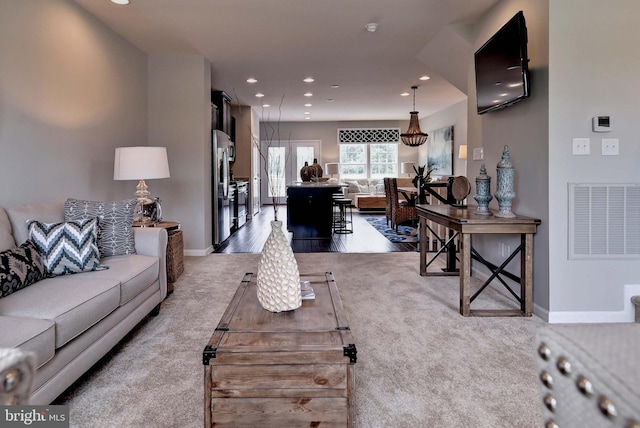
left=451, top=176, right=471, bottom=206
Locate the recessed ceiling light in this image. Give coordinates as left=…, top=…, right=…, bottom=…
left=246, top=78, right=258, bottom=83
left=305, top=117, right=311, bottom=120
left=304, top=112, right=311, bottom=115
left=111, top=0, right=129, bottom=4
left=303, top=77, right=315, bottom=83
left=255, top=93, right=265, bottom=98
left=304, top=103, right=312, bottom=107
left=304, top=92, right=313, bottom=97
left=365, top=23, right=379, bottom=32
left=331, top=85, right=340, bottom=89
left=419, top=75, right=431, bottom=81
left=262, top=104, right=271, bottom=108
left=401, top=92, right=410, bottom=96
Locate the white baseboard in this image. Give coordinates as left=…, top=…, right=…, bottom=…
left=184, top=246, right=213, bottom=257
left=547, top=283, right=640, bottom=324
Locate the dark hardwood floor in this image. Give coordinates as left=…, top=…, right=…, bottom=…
left=215, top=205, right=417, bottom=253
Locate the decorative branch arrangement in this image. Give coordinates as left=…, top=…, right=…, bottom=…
left=248, top=95, right=291, bottom=222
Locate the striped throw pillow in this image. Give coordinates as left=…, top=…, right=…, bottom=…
left=27, top=218, right=106, bottom=276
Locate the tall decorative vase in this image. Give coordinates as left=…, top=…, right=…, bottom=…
left=473, top=163, right=492, bottom=215
left=257, top=220, right=302, bottom=312
left=494, top=145, right=516, bottom=218
left=300, top=161, right=311, bottom=182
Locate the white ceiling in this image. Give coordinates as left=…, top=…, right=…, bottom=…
left=74, top=0, right=500, bottom=122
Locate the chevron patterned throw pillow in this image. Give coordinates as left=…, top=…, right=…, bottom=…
left=27, top=218, right=106, bottom=276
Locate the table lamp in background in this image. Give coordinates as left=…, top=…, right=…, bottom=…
left=325, top=162, right=340, bottom=182
left=114, top=146, right=170, bottom=225
left=458, top=145, right=468, bottom=175
left=401, top=162, right=415, bottom=178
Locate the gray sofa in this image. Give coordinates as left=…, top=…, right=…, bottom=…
left=0, top=199, right=167, bottom=404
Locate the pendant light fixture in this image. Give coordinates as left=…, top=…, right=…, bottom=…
left=400, top=86, right=428, bottom=147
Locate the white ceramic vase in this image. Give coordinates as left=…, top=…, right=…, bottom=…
left=256, top=220, right=301, bottom=312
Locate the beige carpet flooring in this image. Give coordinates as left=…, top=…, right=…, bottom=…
left=56, top=252, right=546, bottom=427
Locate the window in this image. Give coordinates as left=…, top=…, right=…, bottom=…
left=370, top=144, right=398, bottom=178
left=339, top=143, right=398, bottom=179
left=339, top=144, right=367, bottom=178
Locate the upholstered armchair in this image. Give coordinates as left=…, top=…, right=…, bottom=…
left=1, top=348, right=35, bottom=405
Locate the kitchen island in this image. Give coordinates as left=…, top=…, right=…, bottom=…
left=286, top=182, right=343, bottom=239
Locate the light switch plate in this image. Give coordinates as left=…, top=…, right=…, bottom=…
left=473, top=147, right=484, bottom=160
left=572, top=138, right=590, bottom=155
left=602, top=138, right=619, bottom=155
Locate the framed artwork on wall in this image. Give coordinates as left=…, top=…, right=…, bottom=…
left=427, top=126, right=453, bottom=177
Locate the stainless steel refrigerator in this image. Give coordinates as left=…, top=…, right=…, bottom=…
left=212, top=129, right=232, bottom=247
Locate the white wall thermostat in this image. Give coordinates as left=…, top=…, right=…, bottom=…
left=592, top=116, right=611, bottom=132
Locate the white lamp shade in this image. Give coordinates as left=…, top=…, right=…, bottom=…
left=114, top=147, right=170, bottom=180
left=325, top=163, right=340, bottom=175
left=400, top=162, right=415, bottom=174
left=458, top=145, right=468, bottom=160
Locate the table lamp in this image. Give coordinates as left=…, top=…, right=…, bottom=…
left=458, top=145, right=468, bottom=174
left=325, top=162, right=340, bottom=182
left=114, top=146, right=170, bottom=224
left=400, top=162, right=415, bottom=177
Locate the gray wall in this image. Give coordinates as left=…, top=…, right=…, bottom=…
left=548, top=0, right=640, bottom=315
left=419, top=0, right=550, bottom=314
left=0, top=0, right=147, bottom=207
left=419, top=100, right=468, bottom=178
left=467, top=0, right=550, bottom=313
left=148, top=55, right=212, bottom=254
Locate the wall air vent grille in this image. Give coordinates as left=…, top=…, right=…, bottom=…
left=337, top=128, right=400, bottom=144
left=569, top=183, right=640, bottom=259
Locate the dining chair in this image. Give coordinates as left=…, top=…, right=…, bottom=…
left=389, top=178, right=418, bottom=231
left=383, top=177, right=392, bottom=225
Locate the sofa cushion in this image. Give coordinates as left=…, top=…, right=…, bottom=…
left=64, top=198, right=137, bottom=257
left=5, top=199, right=66, bottom=246
left=0, top=275, right=120, bottom=348
left=0, top=207, right=15, bottom=252
left=27, top=218, right=104, bottom=276
left=0, top=241, right=47, bottom=298
left=0, top=316, right=55, bottom=369
left=346, top=180, right=374, bottom=194
left=87, top=254, right=159, bottom=305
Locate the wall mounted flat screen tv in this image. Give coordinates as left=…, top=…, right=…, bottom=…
left=474, top=11, right=530, bottom=114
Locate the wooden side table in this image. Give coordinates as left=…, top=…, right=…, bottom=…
left=133, top=221, right=183, bottom=296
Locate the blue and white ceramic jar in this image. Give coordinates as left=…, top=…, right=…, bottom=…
left=494, top=145, right=516, bottom=218
left=473, top=163, right=492, bottom=215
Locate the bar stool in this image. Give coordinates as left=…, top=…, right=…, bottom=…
left=333, top=198, right=353, bottom=234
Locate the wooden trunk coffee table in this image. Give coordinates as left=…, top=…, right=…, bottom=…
left=203, top=272, right=357, bottom=427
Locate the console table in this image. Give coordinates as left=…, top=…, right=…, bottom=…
left=416, top=204, right=540, bottom=317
